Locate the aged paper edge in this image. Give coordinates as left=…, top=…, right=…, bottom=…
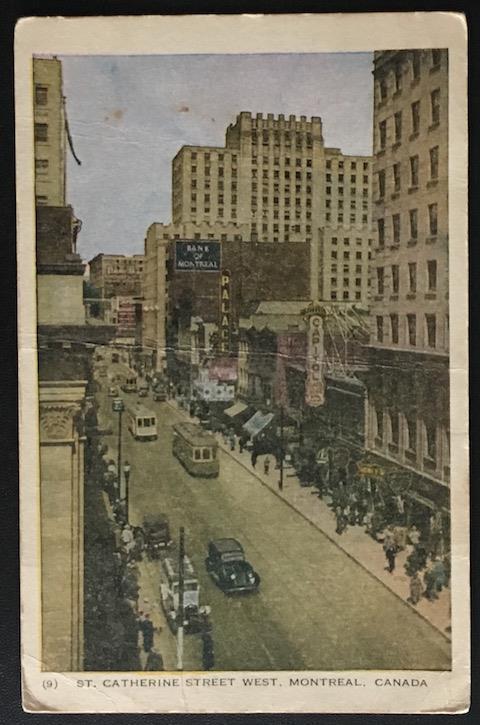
left=15, top=12, right=470, bottom=714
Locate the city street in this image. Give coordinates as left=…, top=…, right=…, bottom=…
left=100, top=388, right=451, bottom=672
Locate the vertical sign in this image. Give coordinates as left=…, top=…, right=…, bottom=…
left=219, top=270, right=231, bottom=353
left=305, top=312, right=325, bottom=407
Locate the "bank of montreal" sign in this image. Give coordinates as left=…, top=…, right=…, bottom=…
left=175, top=240, right=221, bottom=272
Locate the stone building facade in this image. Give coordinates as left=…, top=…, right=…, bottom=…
left=89, top=253, right=145, bottom=298
left=365, top=49, right=450, bottom=524
left=33, top=56, right=66, bottom=207
left=171, top=112, right=373, bottom=302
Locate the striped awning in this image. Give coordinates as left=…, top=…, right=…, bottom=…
left=243, top=411, right=274, bottom=438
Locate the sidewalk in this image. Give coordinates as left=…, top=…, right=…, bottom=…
left=168, top=399, right=451, bottom=640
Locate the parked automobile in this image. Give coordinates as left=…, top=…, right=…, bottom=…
left=108, top=385, right=119, bottom=397
left=143, top=514, right=172, bottom=559
left=160, top=555, right=210, bottom=633
left=153, top=384, right=168, bottom=402
left=205, top=538, right=260, bottom=594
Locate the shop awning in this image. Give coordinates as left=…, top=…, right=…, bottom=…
left=224, top=401, right=248, bottom=418
left=243, top=411, right=274, bottom=438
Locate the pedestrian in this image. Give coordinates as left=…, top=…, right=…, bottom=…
left=385, top=542, right=397, bottom=573
left=145, top=648, right=164, bottom=671
left=408, top=572, right=423, bottom=605
left=407, top=524, right=421, bottom=547
left=432, top=557, right=447, bottom=595
left=423, top=565, right=437, bottom=600
left=139, top=613, right=154, bottom=652
left=335, top=506, right=347, bottom=535
left=229, top=431, right=236, bottom=451
left=263, top=457, right=270, bottom=476
left=251, top=450, right=258, bottom=469
left=239, top=437, right=244, bottom=454
left=121, top=524, right=135, bottom=554
left=201, top=632, right=215, bottom=671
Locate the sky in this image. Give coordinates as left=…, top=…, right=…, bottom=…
left=60, top=53, right=373, bottom=262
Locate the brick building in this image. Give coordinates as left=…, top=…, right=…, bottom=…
left=89, top=253, right=145, bottom=298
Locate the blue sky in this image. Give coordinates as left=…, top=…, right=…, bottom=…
left=60, top=53, right=373, bottom=261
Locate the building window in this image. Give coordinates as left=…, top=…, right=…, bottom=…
left=351, top=174, right=356, bottom=184
left=410, top=155, right=419, bottom=187
left=430, top=146, right=439, bottom=180
left=394, top=112, right=402, bottom=143
left=393, top=162, right=401, bottom=192
left=344, top=251, right=350, bottom=260
left=411, top=100, right=420, bottom=135
left=376, top=316, right=384, bottom=342
left=35, top=195, right=48, bottom=205
left=379, top=120, right=387, bottom=150
left=35, top=158, right=49, bottom=171
left=427, top=259, right=437, bottom=290
left=392, top=264, right=400, bottom=293
left=394, top=64, right=403, bottom=92
left=378, top=170, right=386, bottom=198
left=375, top=408, right=384, bottom=442
left=390, top=411, right=400, bottom=445
left=431, top=49, right=442, bottom=69
left=331, top=277, right=337, bottom=287
left=428, top=203, right=438, bottom=236
left=35, top=85, right=48, bottom=105
left=326, top=160, right=332, bottom=169
left=34, top=123, right=48, bottom=142
left=406, top=415, right=417, bottom=451
left=431, top=89, right=441, bottom=125
left=425, top=422, right=437, bottom=461
left=409, top=208, right=418, bottom=239
left=378, top=218, right=385, bottom=247
left=426, top=313, right=437, bottom=348
left=412, top=50, right=421, bottom=81
left=407, top=313, right=416, bottom=346
left=408, top=262, right=417, bottom=292
left=392, top=214, right=401, bottom=245
left=390, top=313, right=399, bottom=343
left=380, top=78, right=388, bottom=101
left=377, top=267, right=384, bottom=295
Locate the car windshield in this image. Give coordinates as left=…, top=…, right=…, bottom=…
left=222, top=562, right=252, bottom=585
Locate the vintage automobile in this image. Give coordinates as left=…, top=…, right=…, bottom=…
left=160, top=555, right=210, bottom=634
left=153, top=384, right=168, bottom=402
left=205, top=538, right=260, bottom=594
left=143, top=514, right=172, bottom=559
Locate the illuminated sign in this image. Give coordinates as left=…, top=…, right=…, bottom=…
left=305, top=313, right=325, bottom=407
left=175, top=240, right=221, bottom=271
left=219, top=270, right=231, bottom=353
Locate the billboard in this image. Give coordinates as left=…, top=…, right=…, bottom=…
left=174, top=240, right=221, bottom=271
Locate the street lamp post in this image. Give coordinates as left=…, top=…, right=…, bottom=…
left=177, top=526, right=185, bottom=671
left=112, top=397, right=125, bottom=503
left=123, top=461, right=131, bottom=524
left=278, top=405, right=284, bottom=491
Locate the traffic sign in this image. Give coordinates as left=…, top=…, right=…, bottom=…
left=112, top=398, right=125, bottom=412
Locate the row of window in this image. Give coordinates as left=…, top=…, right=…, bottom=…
left=326, top=200, right=369, bottom=211
left=251, top=196, right=312, bottom=207
left=326, top=159, right=369, bottom=172
left=377, top=146, right=439, bottom=197
left=326, top=212, right=369, bottom=225
left=375, top=260, right=437, bottom=296
left=331, top=277, right=363, bottom=288
left=331, top=250, right=370, bottom=261
left=188, top=151, right=237, bottom=164
left=251, top=169, right=313, bottom=181
left=331, top=290, right=363, bottom=301
left=374, top=407, right=445, bottom=464
left=377, top=89, right=441, bottom=150
left=251, top=155, right=313, bottom=168
left=376, top=312, right=441, bottom=349
left=326, top=173, right=370, bottom=184
left=250, top=130, right=313, bottom=147
left=253, top=183, right=312, bottom=195
left=326, top=186, right=369, bottom=198
left=331, top=237, right=373, bottom=246
left=191, top=165, right=237, bottom=177
left=377, top=50, right=443, bottom=104
left=377, top=203, right=438, bottom=246
left=330, top=263, right=366, bottom=273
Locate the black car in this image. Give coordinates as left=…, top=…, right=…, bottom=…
left=205, top=538, right=260, bottom=593
left=143, top=514, right=172, bottom=559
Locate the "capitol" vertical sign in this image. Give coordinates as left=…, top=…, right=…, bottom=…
left=305, top=304, right=326, bottom=407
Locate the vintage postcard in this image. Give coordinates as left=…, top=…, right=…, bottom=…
left=16, top=12, right=469, bottom=714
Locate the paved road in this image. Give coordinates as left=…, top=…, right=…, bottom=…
left=100, top=388, right=451, bottom=672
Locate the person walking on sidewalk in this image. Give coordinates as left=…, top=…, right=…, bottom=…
left=229, top=430, right=236, bottom=451
left=408, top=572, right=423, bottom=605
left=251, top=450, right=258, bottom=469
left=139, top=613, right=154, bottom=652
left=202, top=632, right=215, bottom=671
left=263, top=457, right=270, bottom=476
left=384, top=541, right=397, bottom=573
left=145, top=648, right=164, bottom=671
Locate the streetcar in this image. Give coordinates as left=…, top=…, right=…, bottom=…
left=172, top=422, right=219, bottom=477
left=117, top=364, right=137, bottom=393
left=127, top=404, right=157, bottom=441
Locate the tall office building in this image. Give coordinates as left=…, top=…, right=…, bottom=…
left=33, top=56, right=67, bottom=207
left=171, top=111, right=373, bottom=302
left=365, top=49, right=450, bottom=528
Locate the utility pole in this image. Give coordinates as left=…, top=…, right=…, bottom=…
left=117, top=406, right=123, bottom=499
left=177, top=526, right=185, bottom=671
left=278, top=405, right=284, bottom=491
